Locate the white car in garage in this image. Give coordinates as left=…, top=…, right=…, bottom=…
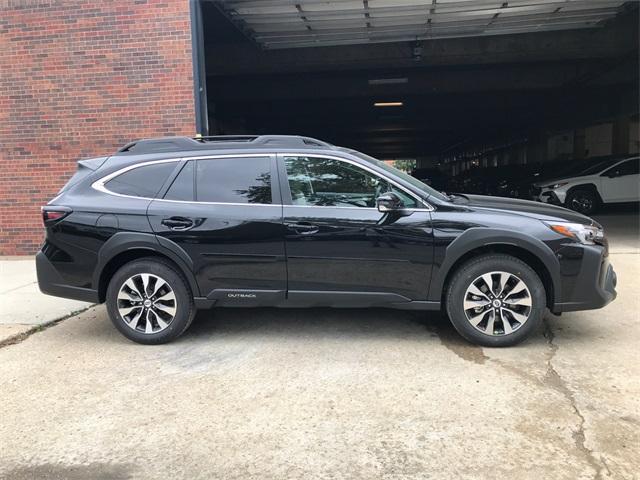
left=535, top=156, right=639, bottom=214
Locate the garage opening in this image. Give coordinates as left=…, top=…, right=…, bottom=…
left=196, top=0, right=638, bottom=195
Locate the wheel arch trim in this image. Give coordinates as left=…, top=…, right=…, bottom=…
left=428, top=227, right=561, bottom=307
left=566, top=183, right=602, bottom=199
left=93, top=232, right=200, bottom=301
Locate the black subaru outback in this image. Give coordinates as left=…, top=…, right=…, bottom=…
left=37, top=135, right=617, bottom=346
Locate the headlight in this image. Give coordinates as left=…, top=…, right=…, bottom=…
left=544, top=182, right=568, bottom=189
left=546, top=222, right=604, bottom=245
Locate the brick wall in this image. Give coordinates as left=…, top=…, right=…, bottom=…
left=0, top=0, right=195, bottom=255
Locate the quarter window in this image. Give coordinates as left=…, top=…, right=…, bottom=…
left=196, top=156, right=272, bottom=204
left=164, top=161, right=194, bottom=201
left=284, top=156, right=417, bottom=208
left=105, top=162, right=176, bottom=198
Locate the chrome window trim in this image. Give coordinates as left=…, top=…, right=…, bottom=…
left=150, top=199, right=432, bottom=213
left=154, top=198, right=281, bottom=207
left=279, top=152, right=435, bottom=212
left=91, top=158, right=181, bottom=200
left=91, top=154, right=276, bottom=205
left=91, top=152, right=435, bottom=212
left=284, top=205, right=434, bottom=213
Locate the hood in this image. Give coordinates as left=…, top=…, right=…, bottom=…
left=462, top=194, right=594, bottom=224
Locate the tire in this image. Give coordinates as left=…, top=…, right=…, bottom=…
left=106, top=257, right=195, bottom=345
left=445, top=254, right=546, bottom=347
left=565, top=189, right=599, bottom=215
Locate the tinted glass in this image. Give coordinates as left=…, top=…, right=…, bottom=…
left=603, top=158, right=639, bottom=177
left=106, top=162, right=176, bottom=198
left=579, top=158, right=619, bottom=176
left=196, top=157, right=272, bottom=204
left=284, top=156, right=417, bottom=208
left=339, top=148, right=448, bottom=202
left=164, top=161, right=194, bottom=201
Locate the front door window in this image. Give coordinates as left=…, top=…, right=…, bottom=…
left=284, top=156, right=417, bottom=208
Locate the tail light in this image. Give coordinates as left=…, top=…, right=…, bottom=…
left=42, top=206, right=72, bottom=226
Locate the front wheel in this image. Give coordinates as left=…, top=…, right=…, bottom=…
left=106, top=258, right=195, bottom=345
left=445, top=254, right=546, bottom=347
left=565, top=189, right=599, bottom=215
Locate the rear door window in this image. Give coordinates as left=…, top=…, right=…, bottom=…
left=196, top=156, right=272, bottom=204
left=106, top=162, right=177, bottom=198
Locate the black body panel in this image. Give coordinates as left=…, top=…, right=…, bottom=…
left=147, top=200, right=287, bottom=301
left=283, top=206, right=434, bottom=301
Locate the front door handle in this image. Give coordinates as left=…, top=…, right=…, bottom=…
left=161, top=217, right=195, bottom=231
left=286, top=222, right=320, bottom=235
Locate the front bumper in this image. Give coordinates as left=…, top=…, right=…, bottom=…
left=538, top=189, right=564, bottom=205
left=36, top=251, right=99, bottom=303
left=553, top=244, right=617, bottom=313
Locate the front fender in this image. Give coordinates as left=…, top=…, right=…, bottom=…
left=427, top=227, right=561, bottom=303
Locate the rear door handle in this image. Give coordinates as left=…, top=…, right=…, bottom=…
left=161, top=217, right=195, bottom=231
left=286, top=222, right=320, bottom=235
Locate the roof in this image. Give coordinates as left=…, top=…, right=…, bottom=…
left=115, top=135, right=334, bottom=155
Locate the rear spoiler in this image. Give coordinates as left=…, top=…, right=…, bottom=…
left=57, top=156, right=110, bottom=194
left=78, top=156, right=109, bottom=171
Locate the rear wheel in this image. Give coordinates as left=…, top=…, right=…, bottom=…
left=565, top=189, right=599, bottom=215
left=445, top=254, right=546, bottom=347
left=106, top=258, right=195, bottom=345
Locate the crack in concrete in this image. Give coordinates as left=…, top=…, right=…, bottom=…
left=0, top=305, right=94, bottom=349
left=543, top=318, right=611, bottom=480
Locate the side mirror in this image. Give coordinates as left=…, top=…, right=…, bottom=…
left=376, top=192, right=403, bottom=213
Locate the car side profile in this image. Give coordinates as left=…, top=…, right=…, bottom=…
left=37, top=135, right=617, bottom=347
left=535, top=156, right=640, bottom=215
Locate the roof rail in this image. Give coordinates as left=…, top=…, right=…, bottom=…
left=194, top=135, right=258, bottom=143
left=115, top=135, right=333, bottom=155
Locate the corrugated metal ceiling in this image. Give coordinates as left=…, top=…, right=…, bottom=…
left=211, top=0, right=628, bottom=49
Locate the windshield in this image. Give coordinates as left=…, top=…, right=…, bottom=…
left=577, top=158, right=620, bottom=176
left=339, top=148, right=449, bottom=202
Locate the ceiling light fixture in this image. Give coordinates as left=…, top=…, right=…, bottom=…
left=374, top=102, right=403, bottom=107
left=368, top=78, right=408, bottom=85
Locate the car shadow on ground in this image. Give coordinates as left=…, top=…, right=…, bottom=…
left=83, top=304, right=581, bottom=356
left=181, top=307, right=549, bottom=353
left=185, top=307, right=445, bottom=341
left=63, top=305, right=600, bottom=378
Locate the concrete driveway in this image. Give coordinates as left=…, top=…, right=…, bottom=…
left=0, top=219, right=638, bottom=479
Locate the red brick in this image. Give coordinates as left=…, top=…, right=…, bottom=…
left=0, top=0, right=195, bottom=255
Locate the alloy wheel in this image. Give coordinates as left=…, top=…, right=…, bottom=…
left=463, top=271, right=532, bottom=336
left=117, top=273, right=177, bottom=334
left=570, top=194, right=593, bottom=213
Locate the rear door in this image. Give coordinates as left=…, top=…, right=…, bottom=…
left=600, top=158, right=640, bottom=202
left=147, top=154, right=286, bottom=305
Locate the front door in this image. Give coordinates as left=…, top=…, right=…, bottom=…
left=279, top=154, right=434, bottom=306
left=147, top=154, right=286, bottom=305
left=600, top=158, right=640, bottom=203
